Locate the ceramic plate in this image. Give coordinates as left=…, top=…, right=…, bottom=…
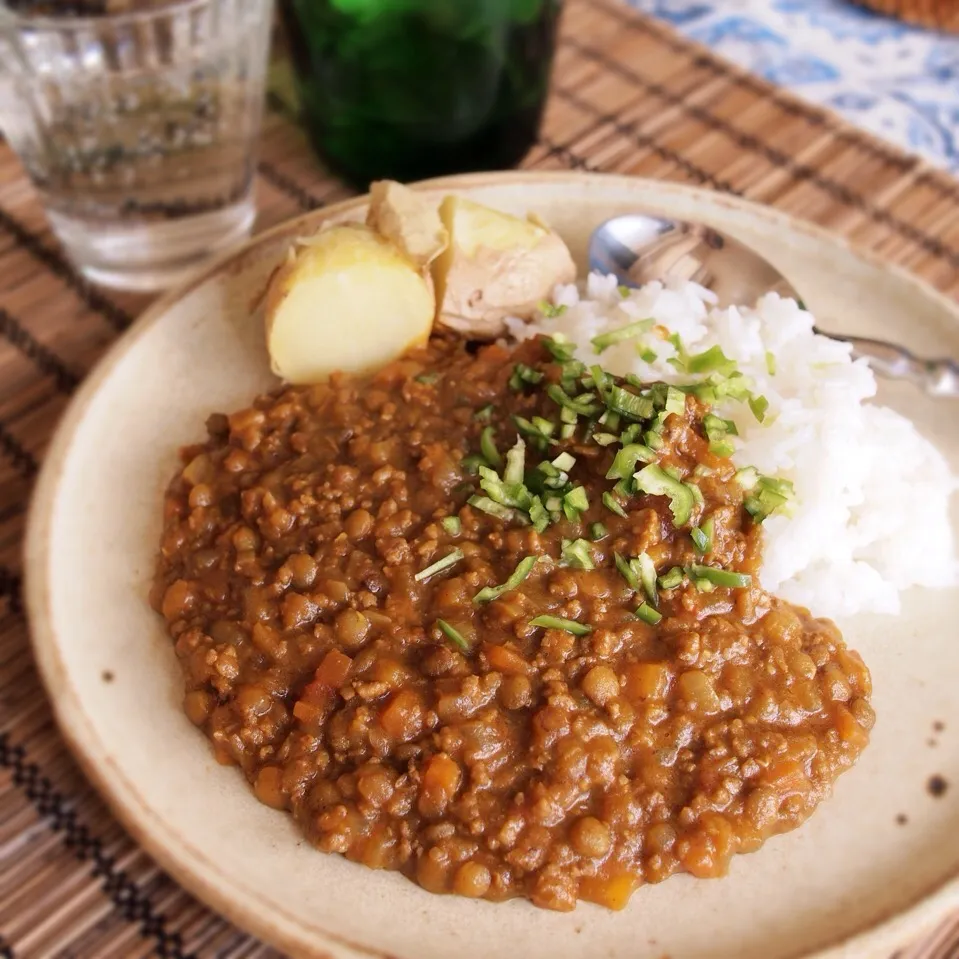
left=24, top=173, right=959, bottom=959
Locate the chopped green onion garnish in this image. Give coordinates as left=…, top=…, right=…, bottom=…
left=551, top=451, right=576, bottom=472
left=474, top=404, right=494, bottom=422
left=638, top=346, right=658, bottom=363
left=547, top=384, right=601, bottom=417
left=664, top=387, right=686, bottom=416
left=529, top=615, right=592, bottom=636
left=436, top=619, right=470, bottom=653
left=504, top=437, right=527, bottom=486
left=636, top=552, right=658, bottom=605
left=618, top=284, right=631, bottom=298
left=693, top=577, right=716, bottom=593
left=598, top=410, right=621, bottom=431
left=686, top=345, right=738, bottom=376
left=532, top=416, right=557, bottom=437
left=644, top=430, right=665, bottom=451
left=735, top=466, right=760, bottom=490
left=509, top=363, right=544, bottom=391
left=468, top=495, right=526, bottom=524
left=691, top=515, right=714, bottom=555
left=702, top=413, right=738, bottom=457
left=461, top=454, right=485, bottom=475
left=592, top=432, right=618, bottom=446
left=479, top=465, right=530, bottom=509
left=634, top=464, right=695, bottom=527
left=589, top=522, right=608, bottom=541
left=543, top=335, right=575, bottom=361
left=603, top=491, right=628, bottom=517
left=560, top=360, right=586, bottom=393
left=414, top=548, right=464, bottom=583
left=749, top=394, right=769, bottom=423
left=559, top=406, right=578, bottom=425
left=614, top=552, right=639, bottom=591
left=658, top=567, right=684, bottom=589
left=765, top=351, right=777, bottom=376
left=667, top=332, right=688, bottom=370
left=702, top=515, right=715, bottom=547
left=703, top=413, right=739, bottom=440
left=709, top=438, right=736, bottom=457
left=513, top=415, right=553, bottom=451
left=473, top=555, right=538, bottom=604
left=589, top=365, right=612, bottom=398
left=560, top=423, right=576, bottom=440
left=687, top=564, right=752, bottom=589
left=563, top=485, right=589, bottom=519
left=561, top=538, right=595, bottom=569
left=688, top=482, right=704, bottom=507
left=441, top=516, right=461, bottom=536
left=480, top=426, right=501, bottom=468
left=607, top=443, right=656, bottom=481
left=713, top=372, right=754, bottom=402
left=690, top=526, right=710, bottom=554
left=545, top=494, right=563, bottom=512
left=591, top=318, right=655, bottom=354
left=415, top=372, right=439, bottom=385
left=743, top=475, right=796, bottom=523
left=635, top=602, right=662, bottom=626
left=529, top=495, right=550, bottom=533
left=607, top=384, right=655, bottom=421
left=538, top=301, right=568, bottom=319
left=620, top=423, right=643, bottom=445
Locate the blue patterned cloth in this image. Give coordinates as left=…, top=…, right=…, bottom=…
left=625, top=0, right=959, bottom=172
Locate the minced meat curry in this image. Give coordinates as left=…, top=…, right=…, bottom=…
left=151, top=333, right=873, bottom=911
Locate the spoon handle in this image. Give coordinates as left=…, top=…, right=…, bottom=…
left=826, top=331, right=959, bottom=398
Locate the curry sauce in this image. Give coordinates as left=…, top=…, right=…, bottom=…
left=152, top=335, right=873, bottom=911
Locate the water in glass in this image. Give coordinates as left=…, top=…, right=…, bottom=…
left=0, top=0, right=274, bottom=291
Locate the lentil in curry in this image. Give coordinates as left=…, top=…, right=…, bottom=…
left=152, top=334, right=873, bottom=911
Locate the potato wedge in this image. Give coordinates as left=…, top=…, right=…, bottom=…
left=367, top=180, right=448, bottom=270
left=433, top=195, right=576, bottom=338
left=264, top=224, right=434, bottom=384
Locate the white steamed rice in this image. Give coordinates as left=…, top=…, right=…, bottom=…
left=506, top=272, right=958, bottom=619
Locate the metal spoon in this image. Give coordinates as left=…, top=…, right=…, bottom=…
left=588, top=214, right=959, bottom=398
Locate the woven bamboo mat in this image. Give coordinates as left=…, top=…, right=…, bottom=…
left=1, top=0, right=959, bottom=956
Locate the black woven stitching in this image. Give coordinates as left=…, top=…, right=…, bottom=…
left=551, top=86, right=740, bottom=195
left=554, top=45, right=959, bottom=266
left=580, top=0, right=959, bottom=196
left=0, top=423, right=37, bottom=478
left=0, top=566, right=22, bottom=616
left=537, top=136, right=601, bottom=173
left=257, top=160, right=327, bottom=212
left=0, top=208, right=133, bottom=332
left=0, top=732, right=194, bottom=959
left=0, top=308, right=81, bottom=393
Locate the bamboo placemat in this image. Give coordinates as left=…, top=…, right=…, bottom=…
left=1, top=0, right=958, bottom=956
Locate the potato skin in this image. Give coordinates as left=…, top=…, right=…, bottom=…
left=367, top=180, right=448, bottom=270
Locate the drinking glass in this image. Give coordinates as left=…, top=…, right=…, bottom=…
left=0, top=0, right=274, bottom=292
left=278, top=0, right=564, bottom=187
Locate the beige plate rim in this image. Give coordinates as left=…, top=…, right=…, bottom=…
left=23, top=171, right=959, bottom=959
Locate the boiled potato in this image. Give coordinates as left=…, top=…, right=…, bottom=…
left=367, top=179, right=448, bottom=270
left=264, top=224, right=434, bottom=385
left=432, top=195, right=576, bottom=338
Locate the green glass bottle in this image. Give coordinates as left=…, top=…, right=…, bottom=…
left=279, top=0, right=564, bottom=186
